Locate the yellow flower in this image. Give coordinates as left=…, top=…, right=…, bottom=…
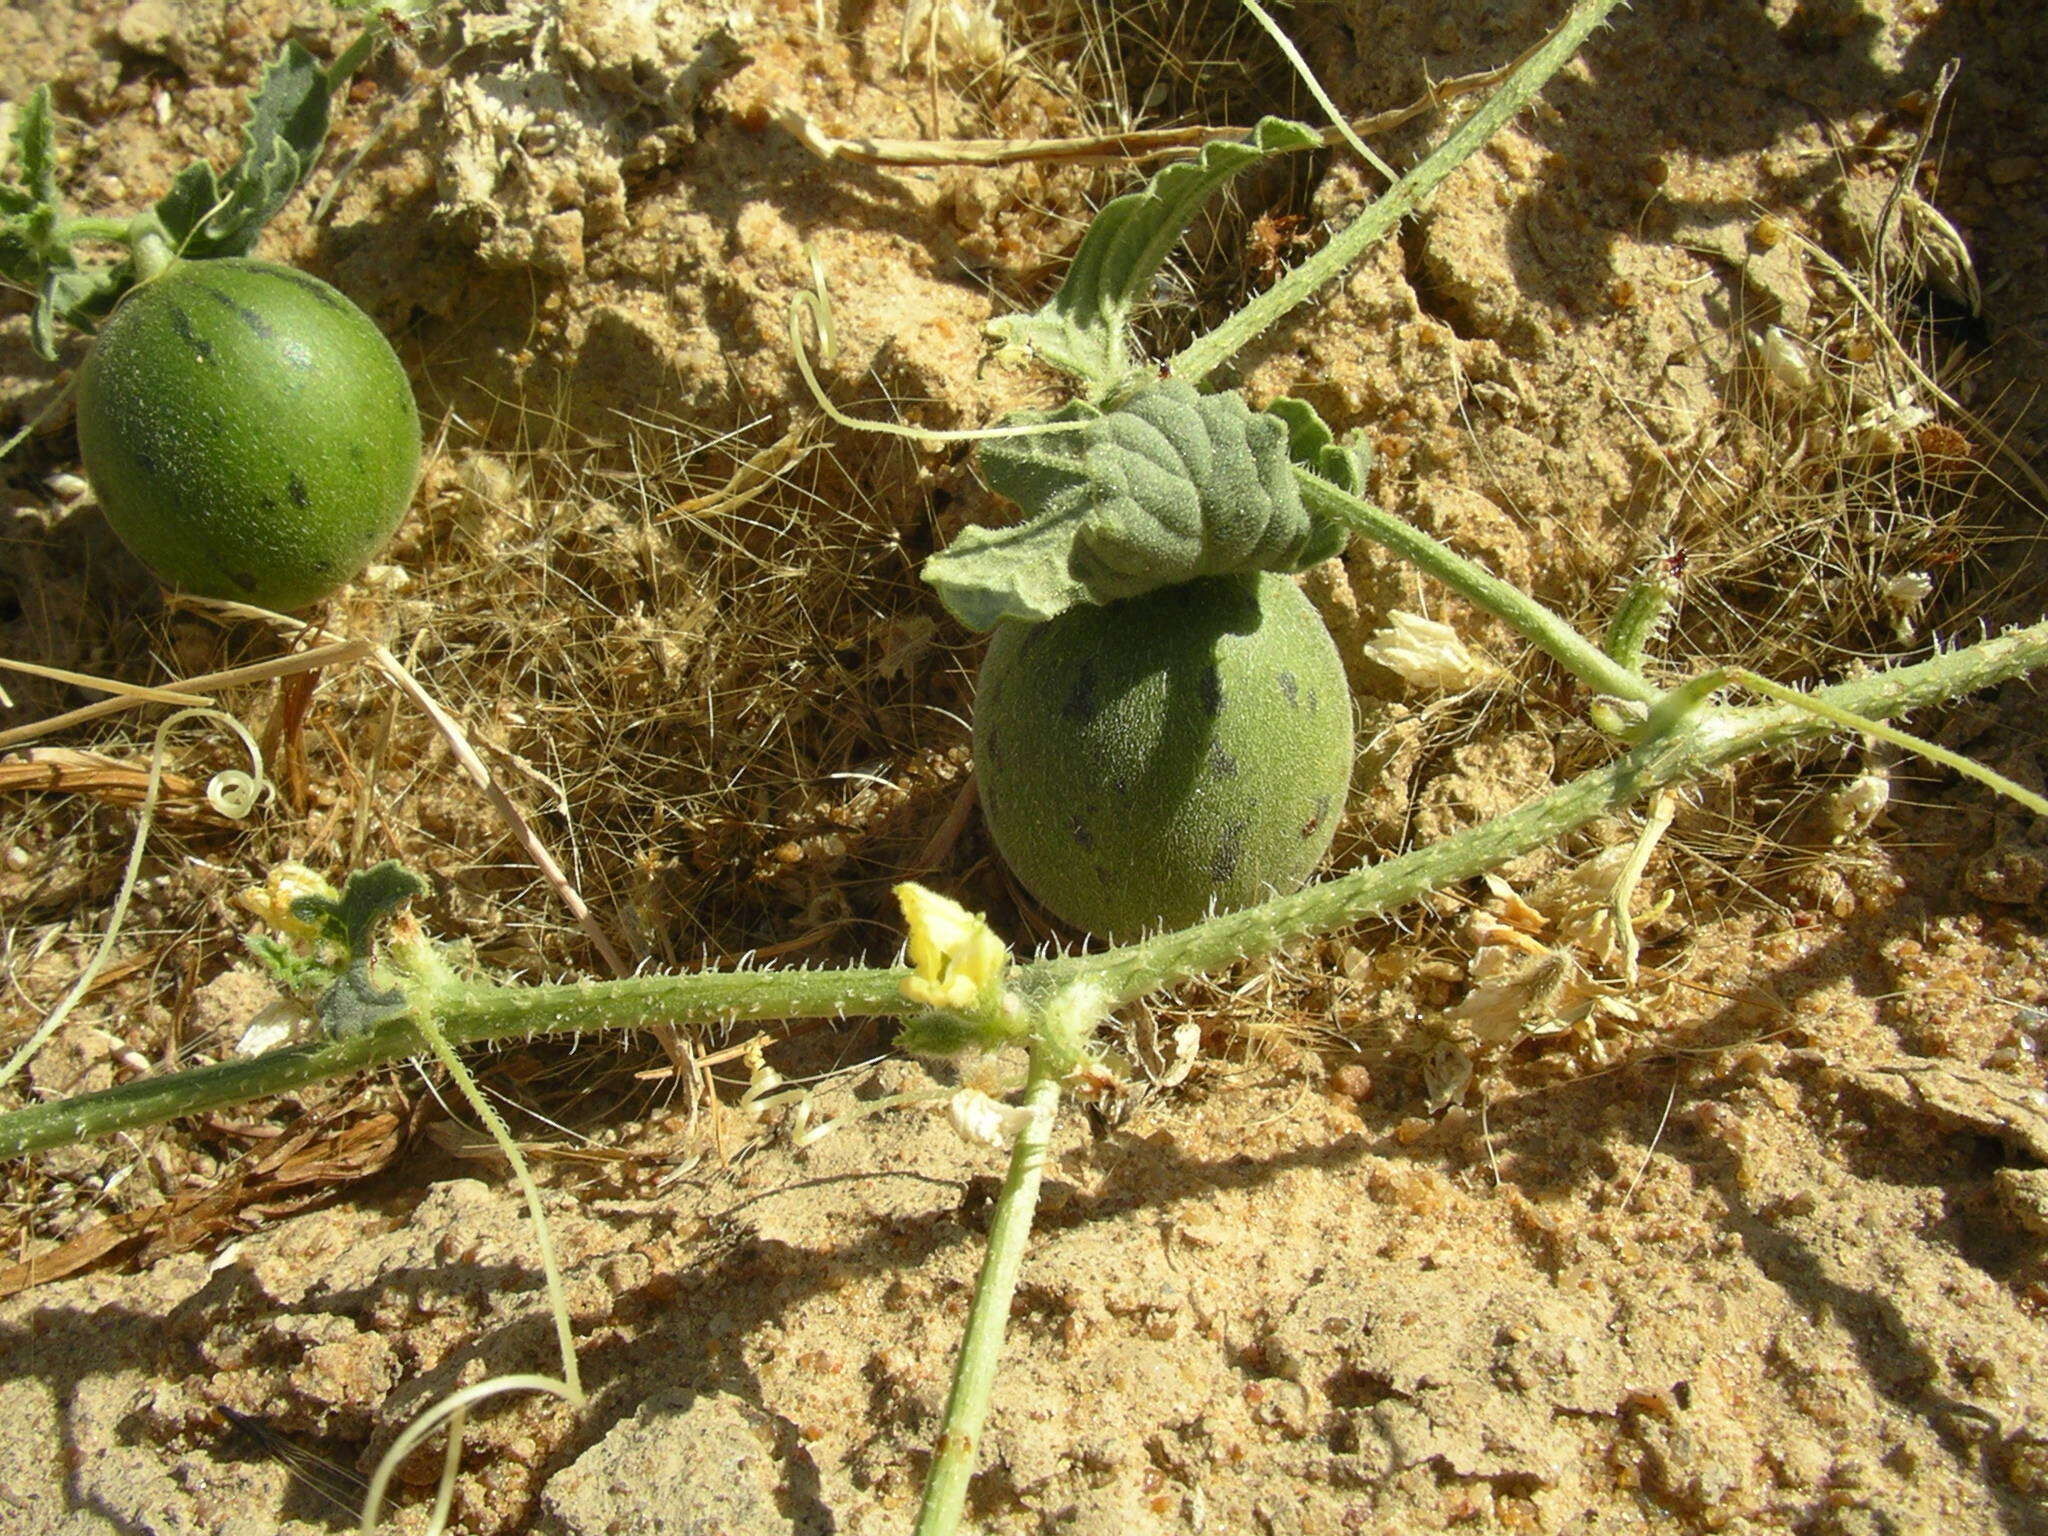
left=237, top=862, right=339, bottom=943
left=896, top=882, right=1007, bottom=1012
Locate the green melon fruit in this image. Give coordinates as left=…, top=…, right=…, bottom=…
left=75, top=257, right=422, bottom=612
left=973, top=572, right=1353, bottom=939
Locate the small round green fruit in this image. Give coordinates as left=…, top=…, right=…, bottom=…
left=973, top=572, right=1353, bottom=939
left=75, top=257, right=422, bottom=611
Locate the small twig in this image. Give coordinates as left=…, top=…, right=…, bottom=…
left=0, top=656, right=209, bottom=707
left=1618, top=1074, right=1679, bottom=1213
left=781, top=50, right=1521, bottom=169
left=0, top=640, right=372, bottom=751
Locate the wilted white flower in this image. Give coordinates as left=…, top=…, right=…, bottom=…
left=1880, top=571, right=1933, bottom=641
left=1848, top=387, right=1934, bottom=454
left=1753, top=325, right=1817, bottom=394
left=235, top=999, right=310, bottom=1057
left=1363, top=610, right=1490, bottom=692
left=357, top=563, right=413, bottom=593
left=1421, top=1040, right=1472, bottom=1113
left=1447, top=945, right=1571, bottom=1045
left=1826, top=770, right=1891, bottom=841
left=947, top=1087, right=1036, bottom=1148
left=900, top=0, right=1007, bottom=69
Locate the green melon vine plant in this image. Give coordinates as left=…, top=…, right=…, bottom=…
left=4, top=2, right=2046, bottom=1533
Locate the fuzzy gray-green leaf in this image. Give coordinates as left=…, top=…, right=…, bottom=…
left=925, top=381, right=1349, bottom=629
left=10, top=86, right=58, bottom=207
left=987, top=117, right=1321, bottom=392
left=153, top=42, right=331, bottom=258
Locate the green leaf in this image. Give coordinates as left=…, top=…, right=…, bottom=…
left=3, top=87, right=64, bottom=297
left=288, top=860, right=428, bottom=960
left=924, top=380, right=1350, bottom=629
left=1263, top=394, right=1371, bottom=499
left=245, top=932, right=339, bottom=997
left=153, top=41, right=333, bottom=258
left=987, top=117, right=1321, bottom=392
left=281, top=862, right=429, bottom=1039
left=32, top=264, right=127, bottom=359
left=0, top=221, right=38, bottom=287
left=149, top=160, right=224, bottom=253
left=9, top=85, right=58, bottom=206
left=317, top=963, right=417, bottom=1039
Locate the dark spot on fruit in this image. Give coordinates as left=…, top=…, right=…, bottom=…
left=287, top=474, right=311, bottom=509
left=1211, top=818, right=1246, bottom=884
left=984, top=725, right=1002, bottom=767
left=1277, top=670, right=1299, bottom=707
left=1109, top=773, right=1130, bottom=797
left=1198, top=663, right=1224, bottom=716
left=1301, top=793, right=1332, bottom=839
left=167, top=304, right=215, bottom=364
left=228, top=568, right=259, bottom=592
left=1093, top=863, right=1116, bottom=890
left=1062, top=661, right=1098, bottom=723
left=349, top=442, right=368, bottom=468
left=197, top=281, right=273, bottom=340
left=1207, top=744, right=1239, bottom=779
left=271, top=267, right=353, bottom=312
left=1069, top=815, right=1095, bottom=850
left=1304, top=688, right=1319, bottom=716
left=134, top=450, right=157, bottom=475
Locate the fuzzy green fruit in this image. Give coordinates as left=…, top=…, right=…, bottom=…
left=973, top=572, right=1353, bottom=939
left=76, top=257, right=422, bottom=611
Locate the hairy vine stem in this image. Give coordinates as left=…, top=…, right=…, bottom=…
left=1033, top=618, right=2048, bottom=1004
left=6, top=621, right=2043, bottom=1163
left=1171, top=0, right=1626, bottom=384
left=911, top=1069, right=1064, bottom=1536
left=1296, top=470, right=1659, bottom=706
left=0, top=966, right=907, bottom=1159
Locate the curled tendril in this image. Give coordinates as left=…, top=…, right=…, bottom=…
left=207, top=765, right=265, bottom=819
left=787, top=245, right=1094, bottom=448
left=0, top=707, right=270, bottom=1088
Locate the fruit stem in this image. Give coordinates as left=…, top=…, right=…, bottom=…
left=127, top=218, right=174, bottom=283
left=1295, top=470, right=1658, bottom=706
left=50, top=215, right=131, bottom=247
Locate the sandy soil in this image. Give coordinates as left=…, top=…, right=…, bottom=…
left=4, top=0, right=2048, bottom=1532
